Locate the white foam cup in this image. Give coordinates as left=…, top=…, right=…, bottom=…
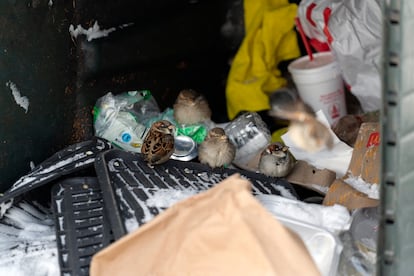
left=288, top=51, right=347, bottom=125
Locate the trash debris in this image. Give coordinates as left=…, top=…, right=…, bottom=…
left=224, top=112, right=271, bottom=171
left=93, top=90, right=160, bottom=152
left=323, top=123, right=380, bottom=210
left=297, top=0, right=382, bottom=112
left=90, top=175, right=320, bottom=276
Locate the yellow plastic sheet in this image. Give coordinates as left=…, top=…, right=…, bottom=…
left=226, top=0, right=300, bottom=119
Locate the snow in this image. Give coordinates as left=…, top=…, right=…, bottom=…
left=146, top=189, right=198, bottom=209
left=0, top=163, right=364, bottom=275
left=344, top=175, right=379, bottom=199
left=124, top=217, right=139, bottom=233
left=0, top=200, right=14, bottom=218
left=11, top=152, right=94, bottom=191
left=0, top=202, right=59, bottom=276
left=69, top=21, right=115, bottom=41
left=69, top=21, right=134, bottom=42
left=6, top=81, right=29, bottom=113
left=271, top=184, right=297, bottom=200
left=311, top=184, right=330, bottom=194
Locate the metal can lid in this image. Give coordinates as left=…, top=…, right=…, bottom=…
left=171, top=135, right=198, bottom=161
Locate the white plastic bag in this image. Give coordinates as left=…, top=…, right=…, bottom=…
left=297, top=0, right=382, bottom=112
left=93, top=90, right=160, bottom=152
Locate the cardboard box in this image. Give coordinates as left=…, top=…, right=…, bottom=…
left=323, top=123, right=380, bottom=210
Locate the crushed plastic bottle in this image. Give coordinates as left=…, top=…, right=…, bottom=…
left=224, top=112, right=271, bottom=171
left=93, top=90, right=160, bottom=152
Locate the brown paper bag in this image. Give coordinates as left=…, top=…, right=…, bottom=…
left=90, top=174, right=320, bottom=276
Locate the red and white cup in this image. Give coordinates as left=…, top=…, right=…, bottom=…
left=288, top=51, right=347, bottom=126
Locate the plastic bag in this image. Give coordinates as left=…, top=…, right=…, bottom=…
left=297, top=0, right=382, bottom=112
left=146, top=108, right=210, bottom=144
left=93, top=90, right=160, bottom=152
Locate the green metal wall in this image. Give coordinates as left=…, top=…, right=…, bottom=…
left=380, top=0, right=414, bottom=274
left=0, top=0, right=238, bottom=191
left=0, top=1, right=76, bottom=191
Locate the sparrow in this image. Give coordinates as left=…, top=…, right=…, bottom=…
left=258, top=142, right=295, bottom=178
left=141, top=120, right=175, bottom=166
left=173, top=89, right=212, bottom=125
left=269, top=89, right=333, bottom=152
left=198, top=127, right=236, bottom=168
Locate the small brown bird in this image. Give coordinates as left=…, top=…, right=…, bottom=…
left=258, top=142, right=295, bottom=178
left=141, top=120, right=175, bottom=166
left=269, top=89, right=333, bottom=152
left=198, top=127, right=236, bottom=168
left=173, top=89, right=212, bottom=125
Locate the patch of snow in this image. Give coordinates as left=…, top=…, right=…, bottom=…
left=344, top=175, right=379, bottom=199
left=6, top=81, right=29, bottom=113
left=69, top=21, right=134, bottom=42
left=118, top=23, right=134, bottom=29
left=146, top=188, right=198, bottom=209
left=271, top=184, right=297, bottom=200
left=0, top=200, right=14, bottom=218
left=69, top=21, right=115, bottom=41
left=124, top=217, right=139, bottom=233
left=0, top=202, right=59, bottom=275
left=11, top=153, right=94, bottom=191
left=311, top=184, right=330, bottom=194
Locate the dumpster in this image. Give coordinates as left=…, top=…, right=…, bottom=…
left=0, top=0, right=412, bottom=275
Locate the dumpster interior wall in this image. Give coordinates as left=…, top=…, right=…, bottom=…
left=0, top=0, right=251, bottom=191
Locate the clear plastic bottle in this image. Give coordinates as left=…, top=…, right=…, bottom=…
left=224, top=112, right=271, bottom=170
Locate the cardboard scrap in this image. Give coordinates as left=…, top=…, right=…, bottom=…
left=323, top=179, right=379, bottom=210
left=287, top=160, right=336, bottom=194
left=323, top=123, right=380, bottom=210
left=90, top=174, right=320, bottom=276
left=346, top=123, right=380, bottom=184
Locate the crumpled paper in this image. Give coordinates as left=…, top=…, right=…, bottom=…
left=282, top=110, right=353, bottom=177
left=90, top=174, right=320, bottom=276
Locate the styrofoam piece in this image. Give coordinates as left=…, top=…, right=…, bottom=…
left=257, top=195, right=343, bottom=276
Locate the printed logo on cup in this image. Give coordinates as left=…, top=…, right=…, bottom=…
left=329, top=103, right=340, bottom=120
